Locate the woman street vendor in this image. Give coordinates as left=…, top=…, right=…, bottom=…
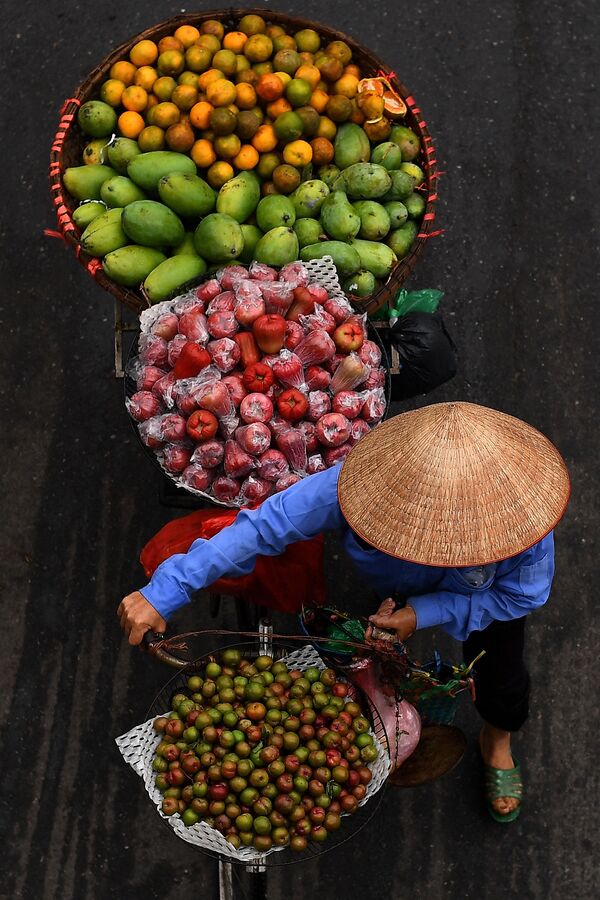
left=118, top=401, right=570, bottom=823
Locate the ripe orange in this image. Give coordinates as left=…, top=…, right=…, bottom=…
left=334, top=74, right=359, bottom=98
left=152, top=101, right=181, bottom=128
left=138, top=125, right=166, bottom=151
left=316, top=116, right=337, bottom=140
left=100, top=78, right=125, bottom=107
left=110, top=61, right=137, bottom=86
left=198, top=68, right=225, bottom=92
left=118, top=110, right=145, bottom=138
left=295, top=65, right=321, bottom=89
left=130, top=39, right=158, bottom=67
left=134, top=66, right=158, bottom=91
left=235, top=82, right=257, bottom=110
left=174, top=25, right=201, bottom=48
left=251, top=123, right=278, bottom=153
left=121, top=85, right=148, bottom=113
left=255, top=73, right=285, bottom=102
left=233, top=144, right=259, bottom=170
left=343, top=64, right=362, bottom=79
left=266, top=97, right=292, bottom=119
left=158, top=36, right=184, bottom=53
left=206, top=160, right=234, bottom=188
left=189, top=100, right=214, bottom=129
left=191, top=139, right=217, bottom=168
left=309, top=89, right=329, bottom=113
left=206, top=78, right=237, bottom=107
left=223, top=31, right=247, bottom=53
left=171, top=84, right=198, bottom=110
left=283, top=140, right=312, bottom=167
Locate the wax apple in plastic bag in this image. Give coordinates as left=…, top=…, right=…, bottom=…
left=138, top=416, right=165, bottom=449
left=307, top=390, right=331, bottom=423
left=234, top=285, right=266, bottom=327
left=152, top=372, right=176, bottom=408
left=235, top=422, right=272, bottom=456
left=361, top=388, right=386, bottom=424
left=323, top=443, right=353, bottom=466
left=160, top=444, right=192, bottom=473
left=167, top=334, right=188, bottom=368
left=364, top=367, right=386, bottom=390
left=359, top=339, right=382, bottom=368
left=284, top=320, right=304, bottom=351
left=305, top=365, right=331, bottom=391
left=224, top=439, right=256, bottom=478
left=178, top=311, right=209, bottom=343
left=249, top=261, right=278, bottom=282
left=275, top=472, right=302, bottom=492
left=181, top=462, right=214, bottom=493
left=212, top=474, right=241, bottom=503
left=329, top=352, right=370, bottom=394
left=207, top=310, right=239, bottom=340
left=332, top=390, right=365, bottom=420
left=127, top=391, right=163, bottom=422
left=151, top=312, right=179, bottom=341
left=324, top=352, right=345, bottom=375
left=157, top=413, right=188, bottom=442
left=348, top=418, right=371, bottom=445
left=174, top=292, right=205, bottom=314
left=294, top=329, right=336, bottom=366
left=207, top=337, right=241, bottom=373
left=217, top=265, right=249, bottom=291
left=173, top=343, right=211, bottom=379
left=323, top=295, right=353, bottom=324
left=240, top=475, right=273, bottom=505
left=221, top=373, right=247, bottom=408
left=261, top=282, right=294, bottom=317
left=299, top=305, right=336, bottom=335
left=138, top=333, right=168, bottom=368
left=315, top=412, right=351, bottom=448
left=275, top=427, right=307, bottom=473
left=297, top=420, right=319, bottom=453
left=278, top=262, right=309, bottom=289
left=257, top=448, right=289, bottom=482
left=206, top=291, right=235, bottom=314
left=307, top=454, right=327, bottom=474
left=194, top=279, right=221, bottom=303
left=240, top=392, right=273, bottom=425
left=196, top=380, right=233, bottom=419
left=191, top=439, right=224, bottom=469
left=271, top=350, right=307, bottom=391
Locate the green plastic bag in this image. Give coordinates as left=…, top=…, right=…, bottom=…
left=391, top=288, right=444, bottom=320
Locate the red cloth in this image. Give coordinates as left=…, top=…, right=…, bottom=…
left=140, top=508, right=326, bottom=614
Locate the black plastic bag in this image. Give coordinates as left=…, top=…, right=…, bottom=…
left=390, top=312, right=457, bottom=400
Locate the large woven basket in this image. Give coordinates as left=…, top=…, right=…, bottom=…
left=49, top=8, right=440, bottom=316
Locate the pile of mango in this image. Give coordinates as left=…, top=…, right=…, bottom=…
left=62, top=14, right=426, bottom=303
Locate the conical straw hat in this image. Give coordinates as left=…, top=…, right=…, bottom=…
left=338, top=402, right=570, bottom=567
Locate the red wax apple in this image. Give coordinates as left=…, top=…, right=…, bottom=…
left=240, top=392, right=274, bottom=424
left=221, top=374, right=247, bottom=408
left=233, top=332, right=261, bottom=368
left=167, top=334, right=188, bottom=368
left=364, top=367, right=385, bottom=390
left=307, top=454, right=327, bottom=474
left=207, top=338, right=241, bottom=372
left=323, top=296, right=353, bottom=324
left=224, top=440, right=255, bottom=478
left=307, top=391, right=331, bottom=423
left=256, top=449, right=289, bottom=482
left=305, top=366, right=331, bottom=391
left=136, top=365, right=166, bottom=392
left=212, top=475, right=241, bottom=502
left=271, top=351, right=305, bottom=390
left=137, top=417, right=164, bottom=449
left=323, top=443, right=353, bottom=466
left=191, top=439, right=224, bottom=469
left=181, top=463, right=213, bottom=492
left=218, top=264, right=249, bottom=291
left=173, top=343, right=211, bottom=379
left=286, top=286, right=315, bottom=323
left=297, top=420, right=319, bottom=454
left=126, top=391, right=162, bottom=422
left=284, top=320, right=304, bottom=351
left=186, top=409, right=219, bottom=442
left=198, top=382, right=233, bottom=419
left=332, top=391, right=364, bottom=420
left=206, top=291, right=236, bottom=314
left=161, top=444, right=192, bottom=473
left=178, top=311, right=209, bottom=343
left=138, top=334, right=168, bottom=368
left=361, top=388, right=386, bottom=424
left=152, top=372, right=176, bottom=407
left=348, top=419, right=371, bottom=445
left=242, top=362, right=274, bottom=394
left=253, top=314, right=286, bottom=354
left=240, top=475, right=273, bottom=505
left=323, top=353, right=345, bottom=375
left=261, top=282, right=294, bottom=317
left=235, top=423, right=272, bottom=456
left=207, top=311, right=239, bottom=340
left=294, top=330, right=336, bottom=366
left=333, top=321, right=364, bottom=353
left=277, top=389, right=309, bottom=422
left=151, top=312, right=179, bottom=341
left=159, top=413, right=188, bottom=442
left=275, top=428, right=307, bottom=472
left=278, top=262, right=309, bottom=289
left=315, top=413, right=351, bottom=448
left=195, top=279, right=221, bottom=302
left=329, top=353, right=369, bottom=394
left=249, top=262, right=278, bottom=282
left=275, top=473, right=302, bottom=491
left=173, top=295, right=204, bottom=316
left=234, top=289, right=266, bottom=326
left=358, top=340, right=382, bottom=368
left=300, top=306, right=336, bottom=335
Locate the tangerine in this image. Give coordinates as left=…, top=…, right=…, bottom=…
left=214, top=133, right=241, bottom=159
left=201, top=19, right=225, bottom=41
left=206, top=78, right=237, bottom=107
left=309, top=89, right=329, bottom=114
left=283, top=139, right=312, bottom=167
left=185, top=45, right=213, bottom=73
left=235, top=82, right=257, bottom=109
left=158, top=50, right=185, bottom=77
left=206, top=160, right=234, bottom=188
left=138, top=125, right=166, bottom=151
left=244, top=34, right=273, bottom=63
left=174, top=25, right=201, bottom=48
left=152, top=101, right=180, bottom=128
left=310, top=137, right=334, bottom=165
left=212, top=49, right=237, bottom=76
left=171, top=84, right=198, bottom=110
left=256, top=151, right=281, bottom=179
left=110, top=60, right=136, bottom=86
left=316, top=116, right=337, bottom=140
left=121, top=85, right=148, bottom=113
left=158, top=36, right=184, bottom=53
left=272, top=164, right=301, bottom=194
left=166, top=121, right=195, bottom=152
left=153, top=76, right=177, bottom=100
left=223, top=31, right=247, bottom=53
left=189, top=100, right=214, bottom=129
left=100, top=78, right=125, bottom=107
left=251, top=123, right=278, bottom=153
left=238, top=14, right=266, bottom=36
left=134, top=66, right=158, bottom=91
left=118, top=110, right=145, bottom=138
left=255, top=73, right=285, bottom=102
left=196, top=34, right=221, bottom=54
left=233, top=144, right=259, bottom=170
left=191, top=139, right=217, bottom=168
left=295, top=64, right=321, bottom=89
left=130, top=39, right=158, bottom=67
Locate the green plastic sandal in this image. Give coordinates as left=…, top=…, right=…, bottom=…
left=483, top=757, right=523, bottom=823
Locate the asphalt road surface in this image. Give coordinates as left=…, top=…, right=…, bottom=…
left=0, top=1, right=598, bottom=898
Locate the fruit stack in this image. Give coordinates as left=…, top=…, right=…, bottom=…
left=142, top=648, right=387, bottom=855
left=126, top=261, right=387, bottom=505
left=60, top=12, right=430, bottom=308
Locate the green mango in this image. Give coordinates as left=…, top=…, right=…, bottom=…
left=320, top=191, right=360, bottom=241
left=337, top=163, right=392, bottom=200
left=294, top=217, right=322, bottom=248
left=127, top=151, right=196, bottom=193
left=100, top=176, right=147, bottom=208
left=216, top=171, right=260, bottom=223
left=343, top=269, right=377, bottom=298
left=333, top=122, right=371, bottom=169
left=194, top=213, right=244, bottom=262
left=384, top=201, right=408, bottom=229
left=122, top=200, right=185, bottom=248
left=387, top=221, right=418, bottom=259
left=370, top=141, right=403, bottom=170
left=158, top=172, right=216, bottom=219
left=82, top=139, right=110, bottom=166
left=171, top=232, right=201, bottom=257
left=63, top=165, right=117, bottom=201
left=256, top=195, right=296, bottom=231
left=239, top=224, right=263, bottom=263
left=77, top=100, right=117, bottom=138
left=381, top=169, right=415, bottom=202
left=72, top=201, right=107, bottom=230
left=390, top=125, right=421, bottom=161
left=254, top=226, right=299, bottom=267
left=107, top=137, right=141, bottom=174
left=103, top=246, right=166, bottom=286
left=290, top=179, right=330, bottom=218
left=80, top=206, right=128, bottom=256
left=348, top=238, right=397, bottom=278
left=400, top=162, right=425, bottom=187
left=317, top=165, right=341, bottom=191
left=404, top=192, right=426, bottom=219
left=144, top=255, right=207, bottom=303
left=300, top=241, right=361, bottom=277
left=352, top=201, right=391, bottom=241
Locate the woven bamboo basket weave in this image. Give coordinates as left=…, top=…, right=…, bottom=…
left=49, top=8, right=440, bottom=316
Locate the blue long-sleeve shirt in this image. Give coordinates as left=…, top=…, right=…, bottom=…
left=141, top=465, right=555, bottom=641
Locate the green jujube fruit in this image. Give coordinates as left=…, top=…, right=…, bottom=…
left=334, top=122, right=371, bottom=169
left=256, top=195, right=296, bottom=231
left=294, top=218, right=322, bottom=248
left=381, top=170, right=415, bottom=202
left=80, top=207, right=128, bottom=256
left=300, top=241, right=361, bottom=277
left=63, top=165, right=117, bottom=201
left=103, top=246, right=166, bottom=286
left=107, top=137, right=141, bottom=174
left=384, top=201, right=409, bottom=229
left=171, top=232, right=200, bottom=256
left=317, top=165, right=341, bottom=191
left=290, top=179, right=330, bottom=218
left=194, top=213, right=244, bottom=262
left=144, top=255, right=207, bottom=303
left=77, top=101, right=117, bottom=138
left=239, top=224, right=263, bottom=263
left=348, top=238, right=397, bottom=278
left=352, top=201, right=390, bottom=240
left=404, top=192, right=426, bottom=219
left=100, top=176, right=147, bottom=208
left=387, top=221, right=418, bottom=259
left=216, top=171, right=260, bottom=223
left=390, top=125, right=421, bottom=161
left=320, top=191, right=360, bottom=241
left=72, top=201, right=107, bottom=229
left=254, top=227, right=299, bottom=267
left=370, top=141, right=403, bottom=170
left=158, top=173, right=216, bottom=218
left=337, top=163, right=392, bottom=199
left=127, top=151, right=196, bottom=193
left=343, top=269, right=377, bottom=297
left=122, top=200, right=185, bottom=248
left=400, top=162, right=425, bottom=186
